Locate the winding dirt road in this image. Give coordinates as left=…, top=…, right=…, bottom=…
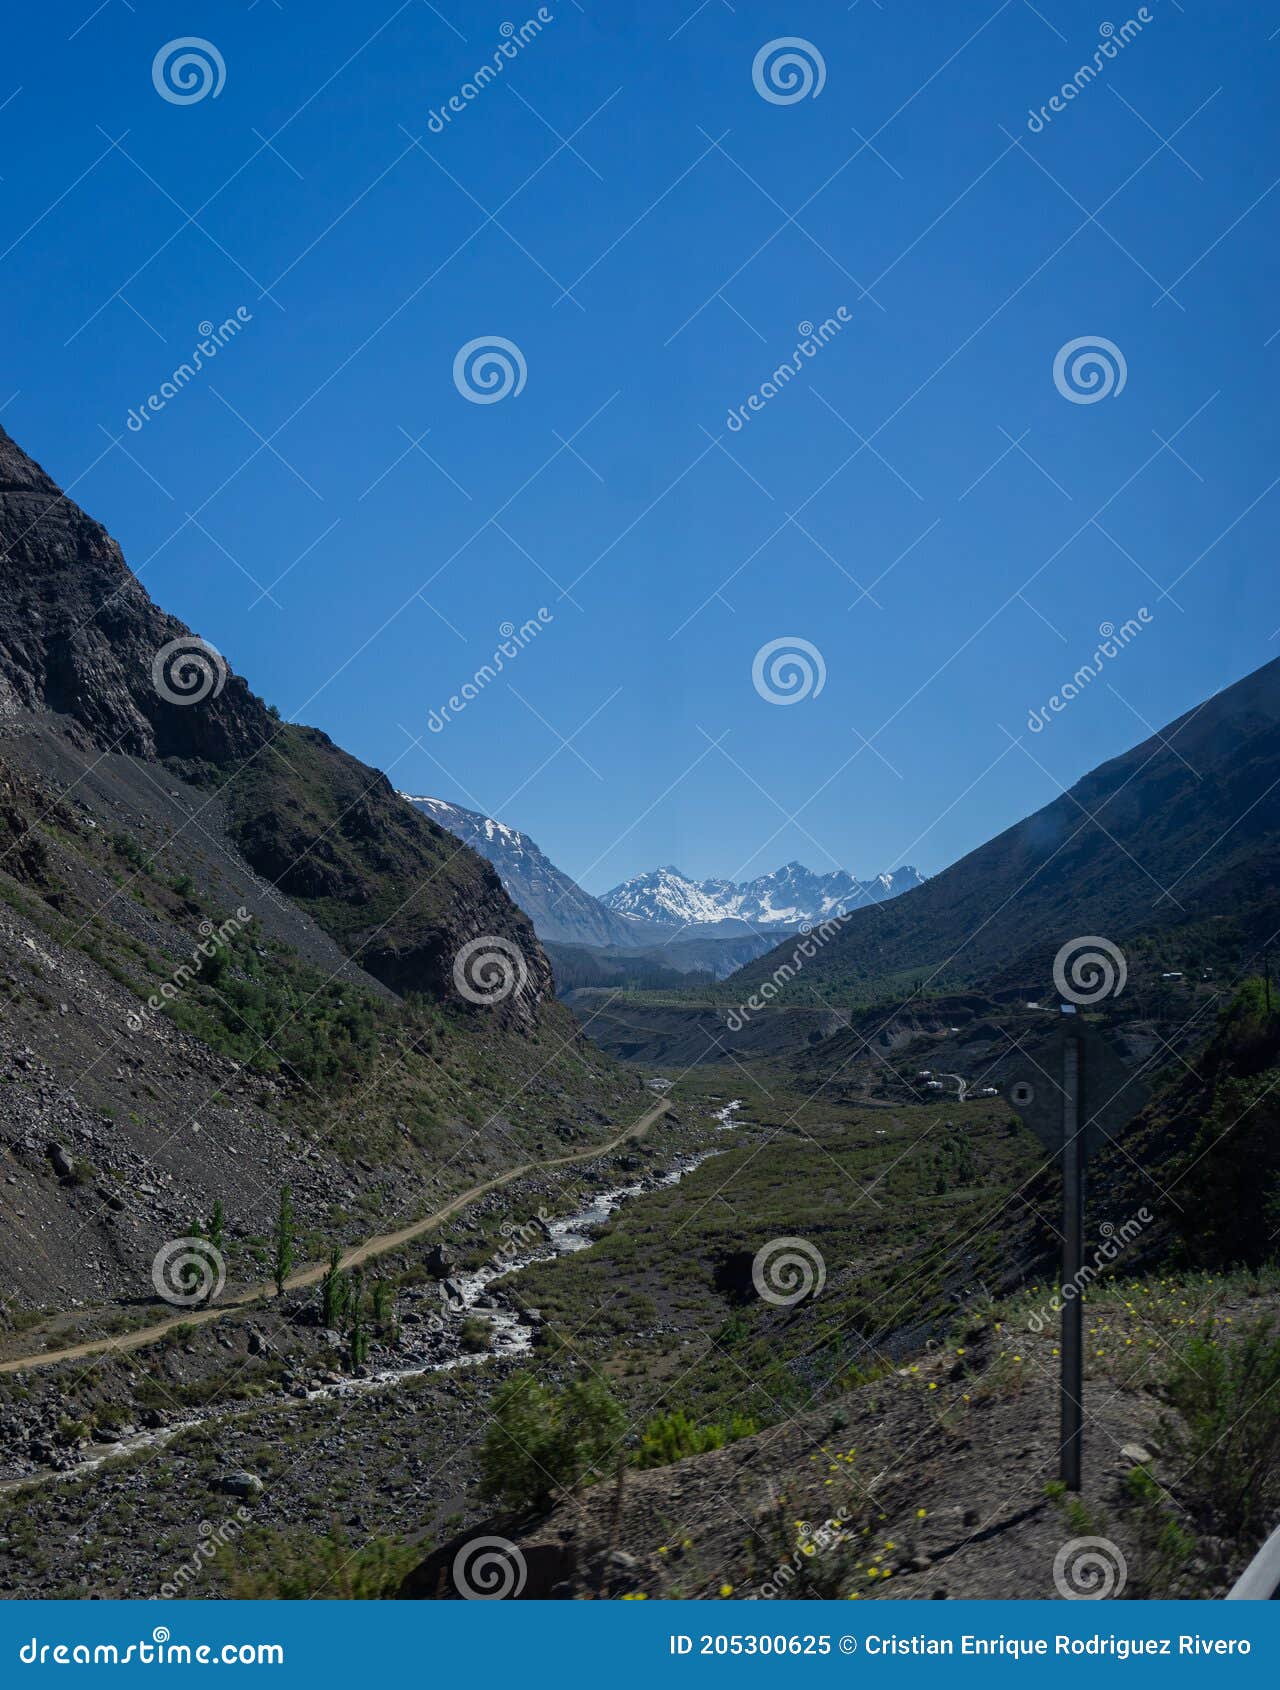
left=0, top=1097, right=672, bottom=1377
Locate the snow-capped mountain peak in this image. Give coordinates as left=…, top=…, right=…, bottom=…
left=399, top=795, right=642, bottom=950
left=600, top=862, right=925, bottom=929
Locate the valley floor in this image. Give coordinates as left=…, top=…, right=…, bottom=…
left=2, top=1065, right=1268, bottom=1602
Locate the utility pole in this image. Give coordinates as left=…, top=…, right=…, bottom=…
left=1004, top=1016, right=1147, bottom=1497
left=1059, top=1031, right=1084, bottom=1491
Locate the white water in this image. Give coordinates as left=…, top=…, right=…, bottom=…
left=4, top=1146, right=721, bottom=1495
left=713, top=1099, right=743, bottom=1130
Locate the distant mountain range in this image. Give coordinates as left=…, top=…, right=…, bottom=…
left=401, top=797, right=925, bottom=954
left=400, top=797, right=642, bottom=949
left=599, top=862, right=925, bottom=930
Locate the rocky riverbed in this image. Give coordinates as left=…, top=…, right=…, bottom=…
left=0, top=1130, right=723, bottom=1596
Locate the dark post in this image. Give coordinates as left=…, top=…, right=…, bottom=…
left=1060, top=1032, right=1084, bottom=1490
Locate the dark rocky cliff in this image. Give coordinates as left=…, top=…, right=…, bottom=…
left=0, top=422, right=552, bottom=1022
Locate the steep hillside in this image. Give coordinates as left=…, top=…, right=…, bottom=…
left=401, top=795, right=645, bottom=950
left=730, top=657, right=1280, bottom=1007
left=0, top=424, right=548, bottom=1024
left=0, top=423, right=638, bottom=1311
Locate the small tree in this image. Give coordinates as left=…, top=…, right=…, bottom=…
left=348, top=1269, right=368, bottom=1369
left=479, top=1372, right=625, bottom=1512
left=273, top=1185, right=295, bottom=1296
left=181, top=1220, right=207, bottom=1304
left=207, top=1199, right=226, bottom=1262
left=321, top=1244, right=347, bottom=1329
left=370, top=1278, right=393, bottom=1333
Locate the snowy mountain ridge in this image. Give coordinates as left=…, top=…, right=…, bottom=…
left=600, top=861, right=926, bottom=930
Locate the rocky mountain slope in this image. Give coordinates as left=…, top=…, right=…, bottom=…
left=0, top=421, right=638, bottom=1309
left=729, top=656, right=1280, bottom=1008
left=0, top=426, right=552, bottom=1023
left=400, top=795, right=643, bottom=950
left=601, top=861, right=925, bottom=929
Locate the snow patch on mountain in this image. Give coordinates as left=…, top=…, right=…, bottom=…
left=400, top=795, right=644, bottom=950
left=600, top=861, right=925, bottom=930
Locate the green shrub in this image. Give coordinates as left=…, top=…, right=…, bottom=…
left=460, top=1315, right=492, bottom=1353
left=1123, top=1464, right=1197, bottom=1595
left=479, top=1373, right=626, bottom=1512
left=224, top=1526, right=415, bottom=1599
left=1161, top=1317, right=1280, bottom=1539
left=636, top=1408, right=757, bottom=1469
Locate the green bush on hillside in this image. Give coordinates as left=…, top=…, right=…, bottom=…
left=1161, top=1316, right=1280, bottom=1540
left=478, top=1374, right=626, bottom=1512
left=636, top=1408, right=757, bottom=1468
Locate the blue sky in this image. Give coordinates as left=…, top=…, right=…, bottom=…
left=2, top=0, right=1277, bottom=894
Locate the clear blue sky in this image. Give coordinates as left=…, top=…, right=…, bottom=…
left=3, top=1, right=1277, bottom=894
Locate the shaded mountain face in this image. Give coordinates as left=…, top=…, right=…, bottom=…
left=729, top=656, right=1280, bottom=1006
left=599, top=861, right=925, bottom=929
left=0, top=423, right=550, bottom=1024
left=401, top=796, right=643, bottom=949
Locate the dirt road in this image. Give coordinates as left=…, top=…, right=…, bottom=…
left=0, top=1097, right=672, bottom=1376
